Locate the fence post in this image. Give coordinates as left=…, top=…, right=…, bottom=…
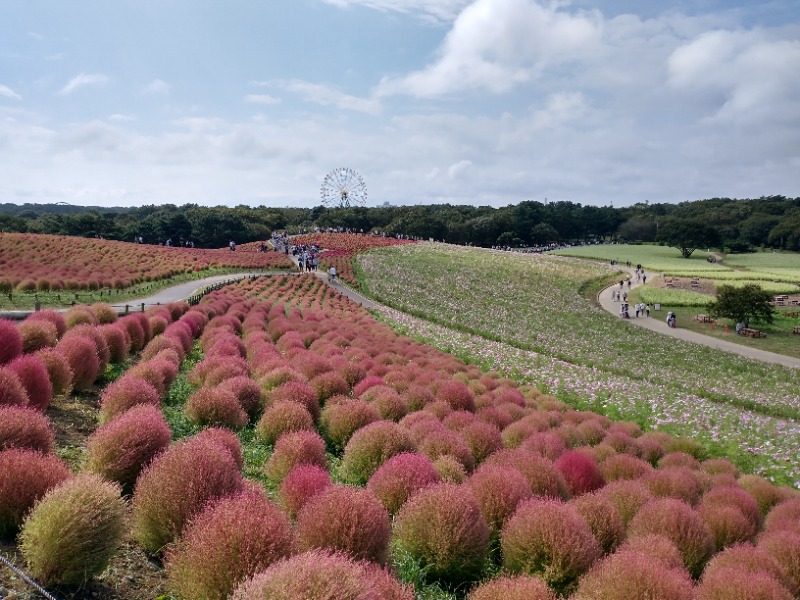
left=141, top=303, right=145, bottom=312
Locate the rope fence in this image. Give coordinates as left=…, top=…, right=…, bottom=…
left=0, top=552, right=59, bottom=600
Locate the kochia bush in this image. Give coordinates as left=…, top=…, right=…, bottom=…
left=695, top=568, right=793, bottom=600
left=263, top=430, right=329, bottom=485
left=468, top=464, right=532, bottom=535
left=0, top=366, right=30, bottom=407
left=99, top=375, right=161, bottom=424
left=0, top=318, right=23, bottom=365
left=0, top=406, right=55, bottom=453
left=7, top=354, right=53, bottom=411
left=56, top=334, right=100, bottom=390
left=35, top=348, right=73, bottom=397
left=339, top=420, right=416, bottom=485
left=278, top=464, right=332, bottom=520
left=18, top=474, right=126, bottom=586
left=569, top=492, right=625, bottom=554
left=194, top=427, right=244, bottom=470
left=18, top=319, right=58, bottom=354
left=321, top=399, right=381, bottom=450
left=554, top=450, right=605, bottom=497
left=367, top=452, right=441, bottom=515
left=256, top=401, right=315, bottom=446
left=218, top=375, right=263, bottom=419
left=467, top=575, right=556, bottom=600
left=185, top=386, right=249, bottom=430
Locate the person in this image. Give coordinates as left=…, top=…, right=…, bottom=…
left=736, top=322, right=743, bottom=335
left=329, top=265, right=337, bottom=282
left=229, top=240, right=236, bottom=251
left=646, top=304, right=651, bottom=317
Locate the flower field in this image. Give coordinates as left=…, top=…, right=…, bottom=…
left=3, top=272, right=800, bottom=599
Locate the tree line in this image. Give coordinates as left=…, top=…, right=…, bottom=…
left=0, top=196, right=798, bottom=253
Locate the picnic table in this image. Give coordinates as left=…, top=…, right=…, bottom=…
left=693, top=314, right=713, bottom=323
left=741, top=328, right=767, bottom=338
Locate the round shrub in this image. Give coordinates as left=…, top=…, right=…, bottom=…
left=436, top=380, right=476, bottom=412
left=278, top=464, right=332, bottom=520
left=194, top=427, right=244, bottom=470
left=555, top=450, right=605, bottom=497
left=501, top=498, right=602, bottom=593
left=740, top=475, right=795, bottom=517
left=26, top=310, right=67, bottom=339
left=571, top=547, right=694, bottom=600
left=85, top=405, right=172, bottom=494
left=230, top=549, right=413, bottom=600
left=617, top=534, right=685, bottom=569
left=467, top=575, right=555, bottom=600
left=132, top=437, right=244, bottom=553
left=267, top=381, right=320, bottom=422
left=569, top=492, right=625, bottom=554
left=99, top=375, right=160, bottom=424
left=394, top=483, right=490, bottom=583
left=56, top=334, right=100, bottom=390
left=18, top=473, right=126, bottom=586
left=644, top=465, right=704, bottom=505
left=35, top=348, right=73, bottom=397
left=63, top=324, right=111, bottom=372
left=484, top=449, right=569, bottom=500
left=520, top=431, right=569, bottom=460
left=90, top=302, right=118, bottom=324
left=165, top=488, right=294, bottom=600
left=659, top=451, right=701, bottom=470
left=340, top=420, right=416, bottom=485
left=64, top=306, right=98, bottom=328
left=702, top=457, right=740, bottom=478
left=468, top=464, right=532, bottom=534
left=765, top=498, right=800, bottom=535
left=0, top=366, right=29, bottom=407
left=218, top=375, right=263, bottom=419
left=600, top=453, right=653, bottom=482
left=321, top=399, right=381, bottom=450
left=296, top=485, right=391, bottom=565
left=0, top=406, right=55, bottom=453
left=141, top=334, right=183, bottom=363
left=759, top=530, right=800, bottom=597
left=627, top=498, right=714, bottom=577
left=703, top=543, right=794, bottom=595
left=18, top=319, right=58, bottom=354
left=120, top=315, right=146, bottom=352
left=353, top=375, right=386, bottom=398
left=0, top=318, right=23, bottom=365
left=696, top=567, right=792, bottom=600
left=100, top=323, right=131, bottom=364
left=7, top=354, right=52, bottom=411
left=256, top=401, right=315, bottom=446
left=367, top=452, right=440, bottom=515
left=460, top=421, right=502, bottom=465
left=364, top=386, right=409, bottom=422
left=310, top=371, right=350, bottom=403
left=0, top=449, right=71, bottom=538
left=263, top=430, right=328, bottom=485
left=419, top=428, right=475, bottom=472
left=598, top=479, right=653, bottom=526
left=433, top=455, right=468, bottom=483
left=185, top=387, right=249, bottom=430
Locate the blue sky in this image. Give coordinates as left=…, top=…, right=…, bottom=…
left=1, top=0, right=798, bottom=208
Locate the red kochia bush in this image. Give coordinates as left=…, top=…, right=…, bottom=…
left=468, top=464, right=532, bottom=534
left=0, top=449, right=72, bottom=537
left=100, top=323, right=131, bottom=363
left=644, top=465, right=704, bottom=505
left=35, top=348, right=73, bottom=396
left=765, top=498, right=800, bottom=535
left=0, top=406, right=55, bottom=453
left=394, top=483, right=490, bottom=583
left=229, top=549, right=413, bottom=600
left=218, top=376, right=262, bottom=419
left=310, top=371, right=350, bottom=402
left=7, top=354, right=52, bottom=411
left=185, top=387, right=248, bottom=430
left=696, top=567, right=793, bottom=600
left=627, top=498, right=714, bottom=577
left=0, top=367, right=29, bottom=408
left=194, top=427, right=244, bottom=470
left=419, top=428, right=475, bottom=473
left=132, top=437, right=244, bottom=554
left=460, top=421, right=503, bottom=465
left=165, top=488, right=294, bottom=600
left=56, top=334, right=100, bottom=390
left=0, top=319, right=23, bottom=365
left=263, top=430, right=329, bottom=485
left=599, top=453, right=653, bottom=482
left=367, top=452, right=441, bottom=515
left=25, top=310, right=67, bottom=339
left=295, top=485, right=392, bottom=565
left=353, top=375, right=386, bottom=398
left=702, top=543, right=795, bottom=595
left=321, top=399, right=381, bottom=450
left=759, top=530, right=800, bottom=597
left=267, top=380, right=320, bottom=421
left=278, top=464, right=332, bottom=520
left=63, top=324, right=110, bottom=372
left=339, top=420, right=416, bottom=485
left=436, top=380, right=476, bottom=412
left=501, top=498, right=602, bottom=593
left=484, top=449, right=570, bottom=500
left=467, top=575, right=556, bottom=600
left=257, top=401, right=315, bottom=446
left=555, top=450, right=605, bottom=497
left=569, top=492, right=625, bottom=554
left=99, top=375, right=160, bottom=424
left=85, top=405, right=172, bottom=494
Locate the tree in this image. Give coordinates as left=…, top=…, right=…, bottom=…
left=656, top=217, right=721, bottom=258
left=531, top=222, right=560, bottom=245
left=708, top=284, right=775, bottom=325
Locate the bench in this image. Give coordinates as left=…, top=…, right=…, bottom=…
left=741, top=328, right=767, bottom=338
left=693, top=314, right=713, bottom=323
left=786, top=311, right=800, bottom=318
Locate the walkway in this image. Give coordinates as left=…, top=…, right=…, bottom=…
left=597, top=269, right=800, bottom=369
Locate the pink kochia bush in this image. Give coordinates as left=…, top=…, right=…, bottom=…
left=278, top=464, right=332, bottom=520
left=367, top=452, right=441, bottom=515
left=393, top=483, right=490, bottom=583
left=229, top=549, right=413, bottom=600
left=554, top=450, right=605, bottom=496
left=0, top=367, right=29, bottom=407
left=467, top=575, right=556, bottom=600
left=99, top=375, right=161, bottom=424
left=218, top=376, right=263, bottom=419
left=165, top=488, right=294, bottom=600
left=468, top=464, right=533, bottom=534
left=0, top=449, right=72, bottom=538
left=185, top=387, right=248, bottom=430
left=263, top=430, right=328, bottom=485
left=256, top=401, right=315, bottom=446
left=0, top=318, right=23, bottom=365
left=0, top=406, right=55, bottom=453
left=7, top=354, right=53, bottom=411
left=701, top=543, right=796, bottom=597
left=85, top=405, right=172, bottom=494
left=295, top=485, right=392, bottom=565
left=132, top=436, right=244, bottom=554
left=696, top=567, right=793, bottom=600
left=56, top=334, right=100, bottom=390
left=194, top=427, right=244, bottom=470
left=34, top=348, right=73, bottom=396
left=501, top=498, right=602, bottom=594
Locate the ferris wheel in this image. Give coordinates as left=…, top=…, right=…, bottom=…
left=320, top=167, right=368, bottom=208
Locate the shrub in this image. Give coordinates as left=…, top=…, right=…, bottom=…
left=26, top=310, right=67, bottom=339
left=702, top=543, right=794, bottom=595
left=263, top=430, right=328, bottom=485
left=321, top=399, right=381, bottom=450
left=340, top=421, right=416, bottom=485
left=185, top=387, right=249, bottom=430
left=367, top=452, right=440, bottom=515
left=702, top=485, right=762, bottom=531
left=740, top=475, right=794, bottom=517
left=33, top=348, right=72, bottom=398
left=460, top=421, right=503, bottom=465
left=219, top=376, right=263, bottom=419
left=436, top=380, right=476, bottom=412
left=419, top=428, right=475, bottom=472
left=100, top=323, right=131, bottom=363
left=600, top=454, right=653, bottom=482
left=99, top=375, right=160, bottom=424
left=664, top=436, right=708, bottom=460
left=90, top=302, right=118, bottom=324
left=0, top=406, right=55, bottom=453
left=257, top=401, right=315, bottom=445
left=433, top=455, right=468, bottom=483
left=555, top=451, right=605, bottom=496
left=18, top=473, right=126, bottom=586
left=467, top=575, right=556, bottom=600
left=659, top=451, right=701, bottom=470
left=278, top=464, right=331, bottom=520
left=569, top=492, right=625, bottom=554
left=765, top=498, right=800, bottom=535
left=644, top=466, right=703, bottom=505
left=468, top=464, right=532, bottom=534
left=85, top=405, right=172, bottom=494
left=364, top=386, right=409, bottom=422
left=696, top=567, right=793, bottom=600
left=310, top=371, right=350, bottom=403
left=0, top=366, right=29, bottom=407
left=0, top=449, right=71, bottom=538
left=571, top=547, right=694, bottom=600
left=267, top=381, right=320, bottom=422
left=627, top=498, right=714, bottom=577
left=194, top=427, right=244, bottom=470
left=702, top=457, right=740, bottom=478
left=120, top=315, right=146, bottom=352
left=759, top=530, right=800, bottom=597
left=394, top=483, right=490, bottom=583
left=128, top=359, right=168, bottom=397
left=56, top=334, right=100, bottom=390
left=0, top=319, right=23, bottom=365
left=229, top=549, right=413, bottom=600
left=484, top=449, right=569, bottom=500
left=63, top=324, right=111, bottom=372
left=295, top=485, right=391, bottom=565
left=7, top=354, right=52, bottom=411
left=18, top=320, right=58, bottom=354
left=617, top=534, right=685, bottom=569
left=353, top=375, right=386, bottom=398
left=518, top=431, right=568, bottom=459
left=165, top=488, right=294, bottom=600
left=598, top=479, right=653, bottom=526
left=141, top=334, right=183, bottom=363
left=132, top=437, right=244, bottom=553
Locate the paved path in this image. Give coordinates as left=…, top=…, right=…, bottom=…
left=288, top=254, right=381, bottom=310
left=598, top=268, right=800, bottom=369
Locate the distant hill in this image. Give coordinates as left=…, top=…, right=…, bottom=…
left=0, top=203, right=132, bottom=216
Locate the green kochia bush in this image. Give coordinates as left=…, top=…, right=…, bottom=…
left=19, top=473, right=126, bottom=586
left=339, top=420, right=415, bottom=485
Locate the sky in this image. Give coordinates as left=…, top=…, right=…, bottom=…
left=1, top=0, right=799, bottom=209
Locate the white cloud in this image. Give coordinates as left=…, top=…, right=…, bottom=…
left=275, top=79, right=381, bottom=114
left=59, top=73, right=109, bottom=96
left=108, top=114, right=136, bottom=122
left=244, top=94, right=282, bottom=105
left=320, top=0, right=471, bottom=22
left=447, top=159, right=472, bottom=178
left=0, top=84, right=22, bottom=100
left=141, top=79, right=171, bottom=96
